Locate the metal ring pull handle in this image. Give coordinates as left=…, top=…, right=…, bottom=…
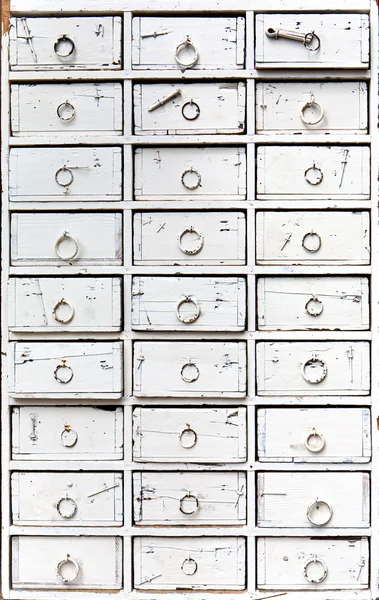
left=52, top=298, right=75, bottom=324
left=178, top=226, right=204, bottom=255
left=57, top=101, right=76, bottom=123
left=302, top=231, right=322, bottom=254
left=301, top=354, right=327, bottom=384
left=181, top=558, right=198, bottom=576
left=54, top=362, right=74, bottom=385
left=175, top=36, right=199, bottom=69
left=56, top=496, right=78, bottom=519
left=56, top=554, right=80, bottom=584
left=181, top=167, right=202, bottom=190
left=176, top=296, right=201, bottom=324
left=307, top=499, right=333, bottom=527
left=179, top=492, right=199, bottom=515
left=300, top=94, right=324, bottom=126
left=55, top=231, right=79, bottom=261
left=305, top=428, right=325, bottom=453
left=304, top=162, right=324, bottom=185
left=55, top=166, right=74, bottom=188
left=303, top=555, right=328, bottom=584
left=181, top=100, right=200, bottom=121
left=305, top=296, right=324, bottom=317
left=60, top=426, right=78, bottom=448
left=179, top=427, right=197, bottom=449
left=54, top=34, right=76, bottom=57
left=181, top=360, right=200, bottom=383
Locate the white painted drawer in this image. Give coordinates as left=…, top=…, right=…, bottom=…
left=256, top=82, right=368, bottom=135
left=9, top=277, right=122, bottom=332
left=257, top=537, right=368, bottom=590
left=257, top=276, right=369, bottom=331
left=134, top=537, right=246, bottom=590
left=134, top=211, right=246, bottom=266
left=257, top=408, right=371, bottom=463
left=256, top=341, right=370, bottom=396
left=10, top=17, right=122, bottom=70
left=133, top=472, right=246, bottom=525
left=11, top=212, right=122, bottom=266
left=255, top=13, right=369, bottom=69
left=11, top=83, right=122, bottom=136
left=9, top=147, right=122, bottom=202
left=257, top=472, right=369, bottom=528
left=134, top=82, right=245, bottom=135
left=12, top=406, right=123, bottom=461
left=12, top=536, right=122, bottom=590
left=12, top=472, right=123, bottom=526
left=256, top=211, right=370, bottom=265
left=131, top=276, right=246, bottom=331
left=134, top=146, right=246, bottom=200
left=132, top=17, right=245, bottom=70
left=257, top=146, right=370, bottom=200
left=133, top=341, right=246, bottom=398
left=133, top=407, right=247, bottom=463
left=9, top=341, right=123, bottom=399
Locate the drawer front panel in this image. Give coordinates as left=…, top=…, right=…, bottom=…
left=12, top=536, right=122, bottom=590
left=132, top=276, right=246, bottom=331
left=257, top=537, right=369, bottom=590
left=256, top=211, right=370, bottom=265
left=134, top=146, right=246, bottom=200
left=12, top=406, right=124, bottom=460
left=255, top=13, right=369, bottom=69
left=134, top=82, right=246, bottom=135
left=134, top=537, right=246, bottom=590
left=134, top=211, right=246, bottom=265
left=10, top=17, right=122, bottom=70
left=257, top=146, right=370, bottom=200
left=134, top=471, right=246, bottom=525
left=12, top=472, right=123, bottom=526
left=11, top=213, right=122, bottom=266
left=133, top=341, right=247, bottom=397
left=257, top=408, right=371, bottom=463
left=9, top=277, right=122, bottom=332
left=257, top=472, right=369, bottom=528
left=256, top=82, right=368, bottom=135
left=9, top=341, right=123, bottom=399
left=257, top=276, right=369, bottom=331
left=11, top=83, right=122, bottom=135
left=133, top=407, right=247, bottom=463
left=9, top=147, right=122, bottom=202
left=132, top=17, right=245, bottom=70
left=256, top=341, right=370, bottom=396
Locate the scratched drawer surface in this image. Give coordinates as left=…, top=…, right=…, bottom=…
left=134, top=211, right=246, bottom=265
left=133, top=341, right=247, bottom=398
left=12, top=406, right=123, bottom=460
left=134, top=537, right=246, bottom=590
left=131, top=276, right=246, bottom=331
left=257, top=408, right=371, bottom=463
left=12, top=472, right=123, bottom=526
left=132, top=16, right=245, bottom=70
left=133, top=407, right=247, bottom=463
left=134, top=82, right=246, bottom=135
left=255, top=13, right=369, bottom=69
left=256, top=82, right=368, bottom=135
left=10, top=17, right=122, bottom=70
left=9, top=341, right=123, bottom=399
left=256, top=211, right=370, bottom=265
left=134, top=146, right=246, bottom=200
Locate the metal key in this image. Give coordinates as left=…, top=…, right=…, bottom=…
left=266, top=28, right=320, bottom=51
left=147, top=87, right=182, bottom=112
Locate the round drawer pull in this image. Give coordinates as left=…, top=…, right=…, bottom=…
left=175, top=37, right=199, bottom=69
left=304, top=162, right=323, bottom=185
left=302, top=231, right=322, bottom=253
left=57, top=101, right=76, bottom=123
left=54, top=362, right=74, bottom=385
left=300, top=94, right=324, bottom=126
left=52, top=298, right=75, bottom=324
left=305, top=296, right=324, bottom=317
left=307, top=498, right=333, bottom=527
left=181, top=558, right=198, bottom=576
left=55, top=231, right=79, bottom=261
left=179, top=492, right=199, bottom=515
left=301, top=354, right=327, bottom=384
left=303, top=554, right=328, bottom=584
left=55, top=166, right=74, bottom=188
left=305, top=428, right=325, bottom=453
left=179, top=428, right=197, bottom=449
left=56, top=496, right=78, bottom=519
left=54, top=34, right=75, bottom=58
left=181, top=167, right=202, bottom=190
left=56, top=554, right=80, bottom=584
left=176, top=296, right=201, bottom=324
left=61, top=426, right=78, bottom=448
left=181, top=99, right=200, bottom=121
left=181, top=360, right=200, bottom=383
left=178, top=226, right=204, bottom=255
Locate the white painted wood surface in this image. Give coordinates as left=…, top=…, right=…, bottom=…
left=256, top=145, right=370, bottom=200
left=8, top=277, right=122, bottom=332
left=256, top=211, right=370, bottom=265
left=257, top=537, right=369, bottom=590
left=12, top=406, right=124, bottom=460
left=257, top=276, right=370, bottom=331
left=11, top=83, right=123, bottom=135
left=134, top=82, right=246, bottom=135
left=257, top=407, right=371, bottom=463
left=256, top=82, right=368, bottom=134
left=133, top=341, right=246, bottom=397
left=9, top=147, right=122, bottom=202
left=255, top=13, right=369, bottom=69
left=133, top=407, right=247, bottom=463
left=10, top=17, right=122, bottom=70
left=11, top=212, right=123, bottom=266
left=12, top=536, right=123, bottom=589
left=133, top=537, right=246, bottom=590
left=256, top=341, right=370, bottom=396
left=8, top=341, right=123, bottom=398
left=12, top=471, right=123, bottom=526
left=134, top=146, right=246, bottom=200
left=133, top=211, right=246, bottom=265
left=133, top=471, right=246, bottom=524
left=132, top=16, right=245, bottom=70
left=131, top=276, right=246, bottom=331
